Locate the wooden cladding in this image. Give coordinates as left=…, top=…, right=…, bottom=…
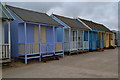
left=40, top=26, right=46, bottom=43
left=34, top=26, right=39, bottom=43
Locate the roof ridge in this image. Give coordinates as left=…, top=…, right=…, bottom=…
left=79, top=18, right=106, bottom=27
left=6, top=5, right=63, bottom=27
left=79, top=17, right=111, bottom=32
left=52, top=14, right=74, bottom=20
left=79, top=18, right=92, bottom=22
left=52, top=14, right=90, bottom=30
left=6, top=5, right=46, bottom=15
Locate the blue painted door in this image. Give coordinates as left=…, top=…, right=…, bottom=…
left=46, top=27, right=54, bottom=53
left=89, top=31, right=97, bottom=50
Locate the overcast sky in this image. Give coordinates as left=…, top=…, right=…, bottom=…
left=7, top=2, right=118, bottom=30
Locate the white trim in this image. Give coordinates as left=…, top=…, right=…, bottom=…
left=0, top=19, right=2, bottom=45
left=2, top=21, right=4, bottom=44
left=76, top=18, right=92, bottom=30
left=6, top=20, right=11, bottom=59
left=51, top=14, right=70, bottom=28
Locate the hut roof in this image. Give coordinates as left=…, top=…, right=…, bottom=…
left=0, top=3, right=14, bottom=20
left=6, top=5, right=63, bottom=27
left=79, top=18, right=112, bottom=32
left=52, top=14, right=90, bottom=30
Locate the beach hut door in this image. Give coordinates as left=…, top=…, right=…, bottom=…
left=34, top=26, right=39, bottom=53
left=40, top=26, right=46, bottom=53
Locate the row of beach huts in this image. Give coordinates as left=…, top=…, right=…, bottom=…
left=0, top=4, right=118, bottom=64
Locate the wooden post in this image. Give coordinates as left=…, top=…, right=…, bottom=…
left=2, top=21, right=4, bottom=45
left=2, top=20, right=4, bottom=61
left=38, top=24, right=41, bottom=61
left=0, top=19, right=2, bottom=45
left=53, top=26, right=55, bottom=55
left=62, top=27, right=64, bottom=57
left=88, top=31, right=90, bottom=49
left=83, top=31, right=84, bottom=50
left=24, top=22, right=27, bottom=64
left=6, top=20, right=11, bottom=60
left=102, top=32, right=104, bottom=49
left=77, top=29, right=79, bottom=54
left=0, top=19, right=3, bottom=60
left=69, top=28, right=71, bottom=52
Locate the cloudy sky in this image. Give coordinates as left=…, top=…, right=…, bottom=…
left=7, top=2, right=118, bottom=30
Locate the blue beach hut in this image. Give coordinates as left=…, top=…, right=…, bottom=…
left=6, top=5, right=64, bottom=64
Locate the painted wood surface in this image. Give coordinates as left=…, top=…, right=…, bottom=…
left=104, top=32, right=110, bottom=48
left=46, top=27, right=54, bottom=43
left=34, top=44, right=39, bottom=53
left=89, top=31, right=97, bottom=50
left=98, top=32, right=104, bottom=48
left=109, top=33, right=115, bottom=47
left=18, top=24, right=38, bottom=54
left=64, top=29, right=69, bottom=42
left=4, top=21, right=8, bottom=44
left=70, top=29, right=77, bottom=50
left=55, top=28, right=63, bottom=51
left=64, top=29, right=70, bottom=51
left=18, top=23, right=25, bottom=43
left=34, top=26, right=39, bottom=43
left=46, top=27, right=54, bottom=52
left=83, top=31, right=89, bottom=49
left=55, top=43, right=62, bottom=51
left=40, top=26, right=46, bottom=43
left=84, top=31, right=88, bottom=41
left=19, top=24, right=39, bottom=54
left=0, top=19, right=2, bottom=59
left=55, top=28, right=63, bottom=42
left=34, top=26, right=39, bottom=53
left=26, top=24, right=34, bottom=43
left=0, top=19, right=2, bottom=45
left=19, top=44, right=25, bottom=54
left=1, top=20, right=11, bottom=61
left=78, top=31, right=83, bottom=49
left=7, top=8, right=23, bottom=58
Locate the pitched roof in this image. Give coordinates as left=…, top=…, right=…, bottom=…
left=79, top=18, right=112, bottom=32
left=52, top=14, right=90, bottom=30
left=0, top=3, right=14, bottom=20
left=6, top=5, right=63, bottom=27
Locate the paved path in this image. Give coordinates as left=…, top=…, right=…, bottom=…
left=2, top=48, right=118, bottom=78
